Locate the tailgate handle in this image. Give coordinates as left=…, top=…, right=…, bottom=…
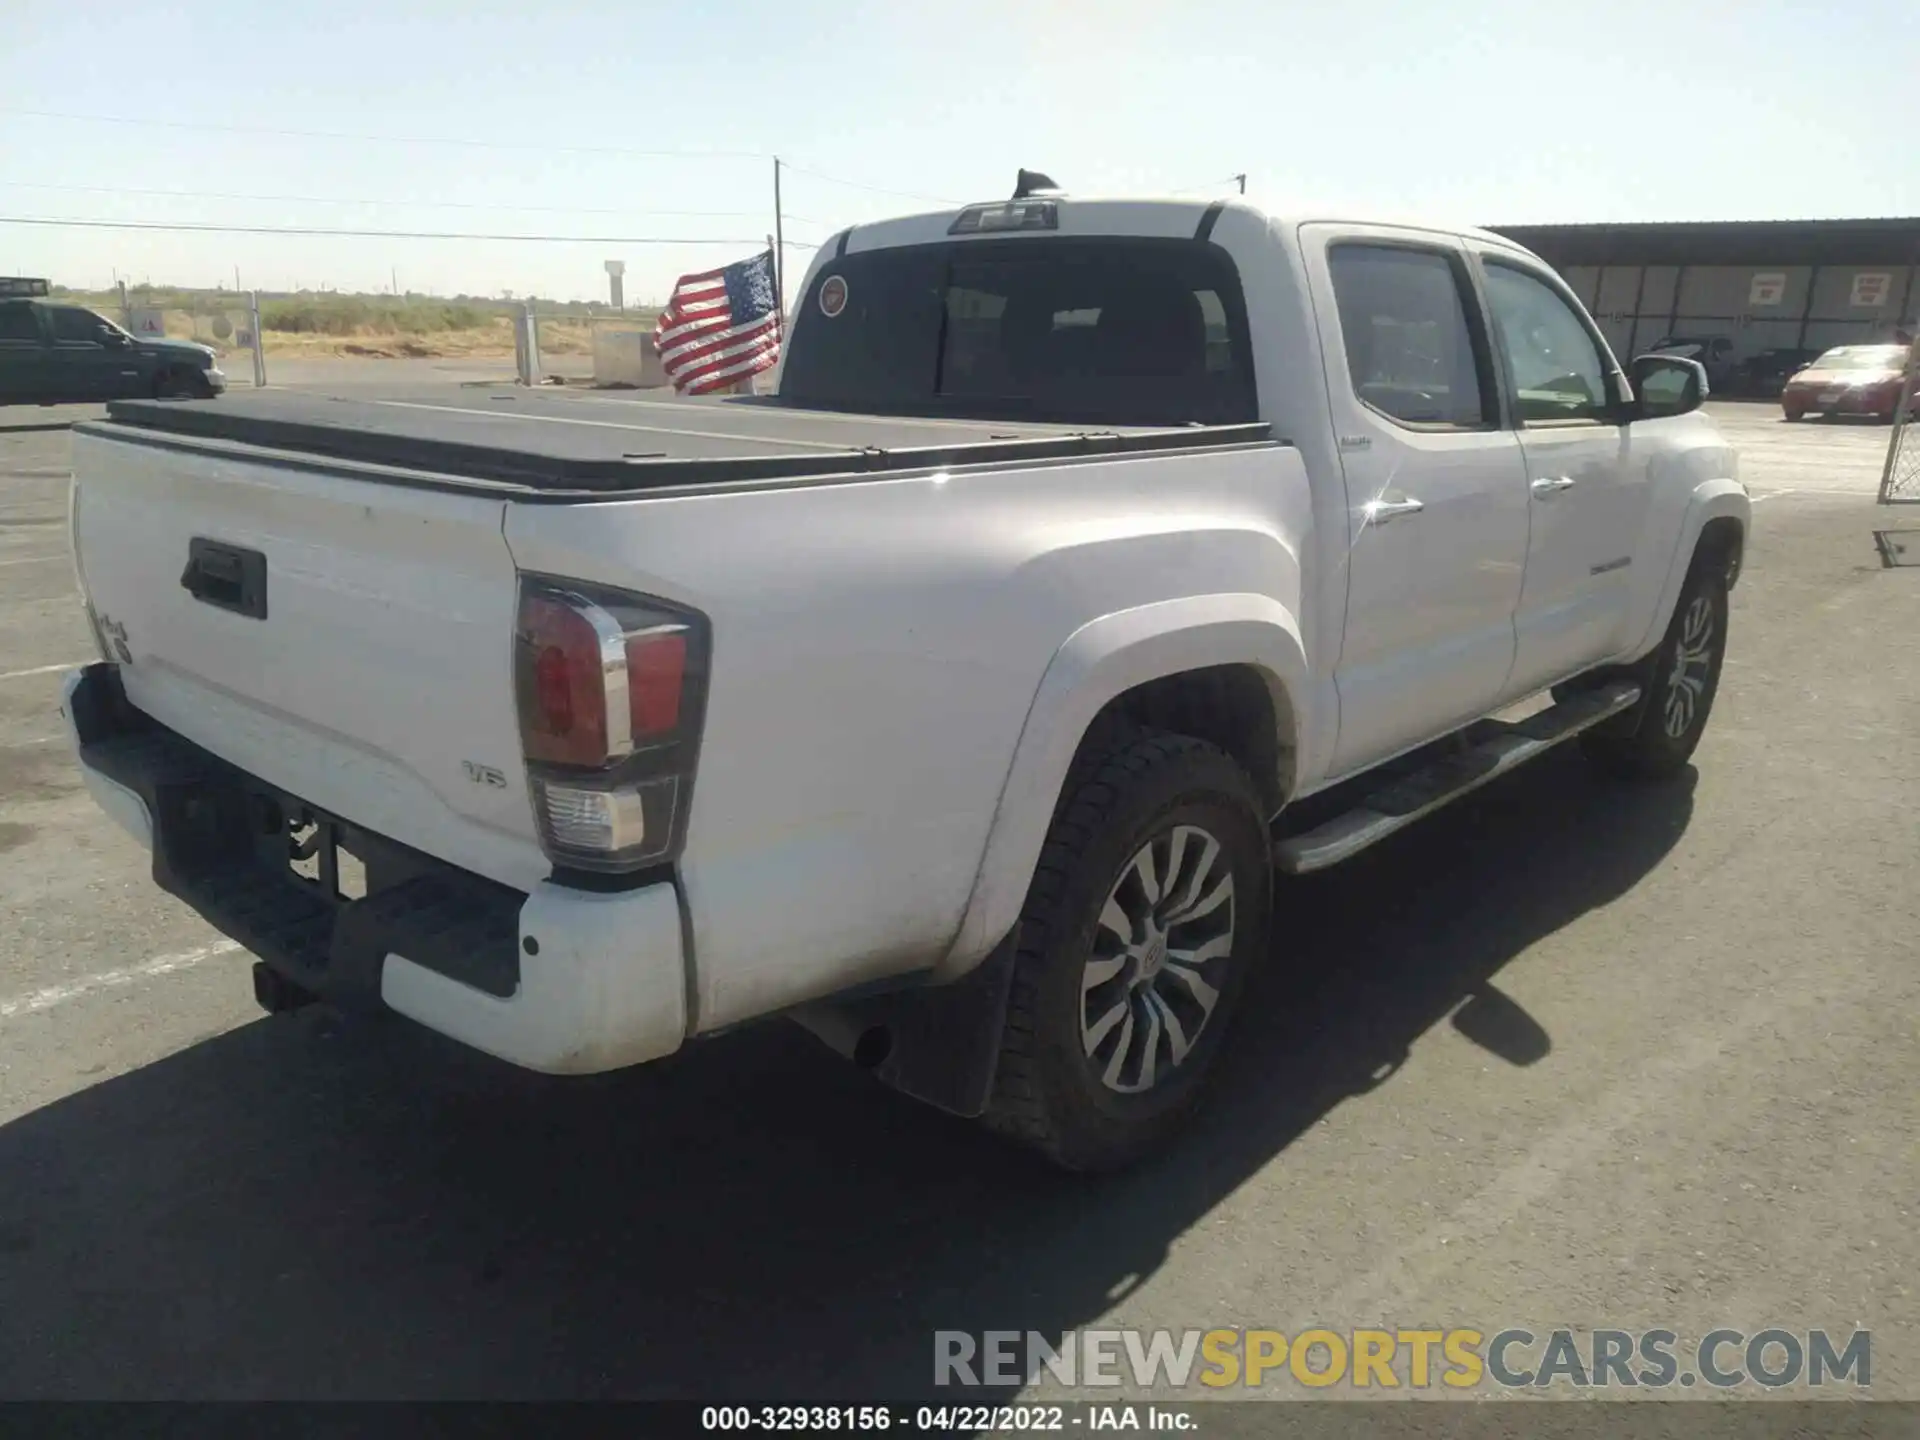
left=181, top=539, right=268, bottom=620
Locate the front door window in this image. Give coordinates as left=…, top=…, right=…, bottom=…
left=1483, top=263, right=1612, bottom=424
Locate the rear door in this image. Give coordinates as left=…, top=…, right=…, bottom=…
left=1302, top=227, right=1531, bottom=776
left=0, top=301, right=49, bottom=403
left=1469, top=248, right=1651, bottom=694
left=70, top=430, right=544, bottom=889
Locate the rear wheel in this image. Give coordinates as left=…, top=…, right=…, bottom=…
left=982, top=731, right=1271, bottom=1171
left=1581, top=562, right=1728, bottom=782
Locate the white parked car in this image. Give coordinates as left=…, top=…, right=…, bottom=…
left=62, top=184, right=1748, bottom=1170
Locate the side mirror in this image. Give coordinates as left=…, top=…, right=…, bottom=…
left=1628, top=353, right=1707, bottom=420
left=102, top=328, right=132, bottom=348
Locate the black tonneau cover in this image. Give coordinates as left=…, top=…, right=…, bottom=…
left=93, top=388, right=1273, bottom=496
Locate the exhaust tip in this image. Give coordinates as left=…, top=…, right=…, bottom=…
left=251, top=961, right=317, bottom=1015
left=852, top=1025, right=893, bottom=1070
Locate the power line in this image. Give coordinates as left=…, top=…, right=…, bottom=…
left=1, top=109, right=963, bottom=212
left=0, top=106, right=764, bottom=160
left=775, top=160, right=960, bottom=208
left=0, top=215, right=770, bottom=244
left=0, top=179, right=774, bottom=219
left=1163, top=174, right=1250, bottom=197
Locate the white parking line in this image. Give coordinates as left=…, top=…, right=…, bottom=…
left=0, top=661, right=82, bottom=682
left=0, top=941, right=243, bottom=1022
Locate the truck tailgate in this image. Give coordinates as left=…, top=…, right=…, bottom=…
left=70, top=427, right=546, bottom=890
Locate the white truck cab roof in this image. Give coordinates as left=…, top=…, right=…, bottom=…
left=832, top=193, right=1529, bottom=258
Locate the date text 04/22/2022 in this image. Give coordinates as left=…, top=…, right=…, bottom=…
left=699, top=1405, right=1195, bottom=1432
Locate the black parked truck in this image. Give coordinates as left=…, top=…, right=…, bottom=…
left=0, top=280, right=225, bottom=405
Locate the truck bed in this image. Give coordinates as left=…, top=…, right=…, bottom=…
left=94, top=387, right=1273, bottom=497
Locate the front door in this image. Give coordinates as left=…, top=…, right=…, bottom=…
left=1472, top=253, right=1651, bottom=695
left=45, top=306, right=128, bottom=403
left=1303, top=229, right=1532, bottom=777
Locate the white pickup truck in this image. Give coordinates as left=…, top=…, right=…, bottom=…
left=62, top=186, right=1748, bottom=1170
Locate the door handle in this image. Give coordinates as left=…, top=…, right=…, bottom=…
left=181, top=538, right=269, bottom=620
left=1530, top=476, right=1577, bottom=497
left=1362, top=496, right=1424, bottom=525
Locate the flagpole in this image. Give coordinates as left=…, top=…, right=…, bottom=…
left=772, top=155, right=786, bottom=320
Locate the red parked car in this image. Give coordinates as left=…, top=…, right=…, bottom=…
left=1780, top=343, right=1914, bottom=423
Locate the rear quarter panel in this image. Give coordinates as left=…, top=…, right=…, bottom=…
left=505, top=442, right=1312, bottom=1031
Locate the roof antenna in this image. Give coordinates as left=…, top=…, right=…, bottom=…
left=1013, top=169, right=1061, bottom=199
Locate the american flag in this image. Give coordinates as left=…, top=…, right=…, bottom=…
left=653, top=249, right=782, bottom=396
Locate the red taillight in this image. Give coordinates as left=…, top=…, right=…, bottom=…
left=535, top=645, right=573, bottom=732
left=627, top=630, right=687, bottom=739
left=517, top=593, right=611, bottom=767
left=514, top=576, right=709, bottom=873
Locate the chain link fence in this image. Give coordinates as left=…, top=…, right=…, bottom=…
left=115, top=287, right=267, bottom=386
left=1878, top=342, right=1920, bottom=504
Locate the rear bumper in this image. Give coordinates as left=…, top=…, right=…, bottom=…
left=60, top=664, right=688, bottom=1075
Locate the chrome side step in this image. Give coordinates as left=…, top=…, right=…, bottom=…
left=1273, top=681, right=1643, bottom=875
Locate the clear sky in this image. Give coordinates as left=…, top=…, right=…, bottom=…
left=5, top=0, right=1913, bottom=304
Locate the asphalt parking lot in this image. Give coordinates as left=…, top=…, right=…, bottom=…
left=0, top=394, right=1916, bottom=1405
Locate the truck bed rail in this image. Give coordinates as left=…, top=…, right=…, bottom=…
left=91, top=390, right=1278, bottom=498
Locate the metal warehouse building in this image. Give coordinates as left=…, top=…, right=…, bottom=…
left=1489, top=217, right=1920, bottom=368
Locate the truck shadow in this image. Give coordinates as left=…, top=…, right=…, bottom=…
left=0, top=750, right=1692, bottom=1400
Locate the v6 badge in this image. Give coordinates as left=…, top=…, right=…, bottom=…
left=462, top=760, right=509, bottom=789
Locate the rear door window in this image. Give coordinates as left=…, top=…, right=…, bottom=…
left=780, top=237, right=1256, bottom=427
left=0, top=302, right=43, bottom=342
left=1327, top=243, right=1493, bottom=428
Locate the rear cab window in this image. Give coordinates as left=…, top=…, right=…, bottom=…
left=778, top=237, right=1257, bottom=427
left=0, top=302, right=44, bottom=344
left=1815, top=345, right=1908, bottom=371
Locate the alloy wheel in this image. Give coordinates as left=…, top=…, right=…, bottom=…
left=1080, top=824, right=1236, bottom=1095
left=1663, top=593, right=1715, bottom=739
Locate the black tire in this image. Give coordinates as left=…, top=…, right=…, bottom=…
left=982, top=731, right=1272, bottom=1172
left=154, top=369, right=209, bottom=400
left=1581, top=562, right=1729, bottom=782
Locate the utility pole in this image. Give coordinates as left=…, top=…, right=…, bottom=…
left=234, top=264, right=241, bottom=293
left=1235, top=173, right=1246, bottom=194
left=248, top=290, right=267, bottom=389
left=772, top=155, right=785, bottom=321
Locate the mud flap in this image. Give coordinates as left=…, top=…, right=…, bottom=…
left=795, top=928, right=1021, bottom=1119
